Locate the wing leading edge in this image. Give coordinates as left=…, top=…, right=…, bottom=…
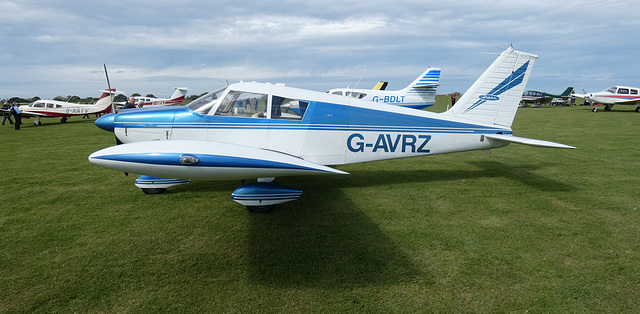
left=88, top=140, right=349, bottom=180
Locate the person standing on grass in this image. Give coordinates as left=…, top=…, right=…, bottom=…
left=11, top=103, right=21, bottom=130
left=2, top=102, right=13, bottom=125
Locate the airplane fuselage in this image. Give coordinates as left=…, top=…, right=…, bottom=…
left=109, top=82, right=509, bottom=167
left=21, top=99, right=110, bottom=117
left=587, top=86, right=640, bottom=105
left=328, top=88, right=437, bottom=109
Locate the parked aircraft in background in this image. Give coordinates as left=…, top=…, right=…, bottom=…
left=88, top=45, right=574, bottom=213
left=6, top=89, right=118, bottom=125
left=327, top=67, right=441, bottom=109
left=116, top=87, right=188, bottom=108
left=134, top=87, right=188, bottom=107
left=520, top=87, right=573, bottom=107
left=572, top=86, right=640, bottom=112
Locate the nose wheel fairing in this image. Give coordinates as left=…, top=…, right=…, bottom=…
left=135, top=175, right=190, bottom=194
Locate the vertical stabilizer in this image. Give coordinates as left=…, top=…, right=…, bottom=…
left=444, top=46, right=537, bottom=127
left=169, top=87, right=189, bottom=101
left=407, top=67, right=441, bottom=89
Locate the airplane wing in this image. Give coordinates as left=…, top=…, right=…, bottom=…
left=12, top=110, right=50, bottom=117
left=89, top=140, right=350, bottom=180
left=485, top=134, right=575, bottom=149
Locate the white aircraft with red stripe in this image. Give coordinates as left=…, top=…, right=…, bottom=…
left=132, top=87, right=188, bottom=107
left=16, top=89, right=118, bottom=125
left=89, top=45, right=574, bottom=213
left=573, top=86, right=640, bottom=112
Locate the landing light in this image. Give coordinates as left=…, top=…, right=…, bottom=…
left=180, top=155, right=199, bottom=165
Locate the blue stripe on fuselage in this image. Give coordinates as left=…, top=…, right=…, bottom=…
left=112, top=101, right=510, bottom=135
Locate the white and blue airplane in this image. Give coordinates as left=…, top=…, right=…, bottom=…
left=88, top=45, right=574, bottom=212
left=327, top=67, right=441, bottom=109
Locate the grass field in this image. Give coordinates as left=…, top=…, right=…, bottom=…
left=1, top=98, right=639, bottom=312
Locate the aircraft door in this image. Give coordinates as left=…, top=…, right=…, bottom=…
left=268, top=95, right=309, bottom=157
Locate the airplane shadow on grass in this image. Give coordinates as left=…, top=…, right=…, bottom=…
left=176, top=159, right=574, bottom=288
left=246, top=188, right=422, bottom=288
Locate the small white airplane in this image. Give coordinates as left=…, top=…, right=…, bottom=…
left=88, top=45, right=574, bottom=213
left=132, top=87, right=189, bottom=107
left=12, top=89, right=118, bottom=125
left=327, top=67, right=441, bottom=109
left=572, top=86, right=640, bottom=112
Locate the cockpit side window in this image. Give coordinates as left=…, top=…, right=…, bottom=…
left=617, top=88, right=629, bottom=94
left=187, top=87, right=226, bottom=115
left=271, top=96, right=308, bottom=120
left=215, top=91, right=268, bottom=118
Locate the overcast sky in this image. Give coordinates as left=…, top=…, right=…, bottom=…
left=1, top=0, right=638, bottom=99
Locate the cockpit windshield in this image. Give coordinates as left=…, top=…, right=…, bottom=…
left=186, top=86, right=226, bottom=115
left=606, top=87, right=617, bottom=93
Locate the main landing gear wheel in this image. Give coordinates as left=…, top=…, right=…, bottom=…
left=636, top=107, right=640, bottom=112
left=61, top=117, right=68, bottom=123
left=604, top=105, right=611, bottom=111
left=246, top=205, right=275, bottom=213
left=141, top=188, right=167, bottom=195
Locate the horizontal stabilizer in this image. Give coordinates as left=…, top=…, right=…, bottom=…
left=411, top=83, right=441, bottom=88
left=485, top=134, right=575, bottom=149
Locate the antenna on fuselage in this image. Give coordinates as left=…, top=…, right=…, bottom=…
left=240, top=52, right=251, bottom=83
left=351, top=67, right=368, bottom=91
left=103, top=64, right=114, bottom=114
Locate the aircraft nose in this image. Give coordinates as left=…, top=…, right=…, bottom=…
left=95, top=113, right=115, bottom=132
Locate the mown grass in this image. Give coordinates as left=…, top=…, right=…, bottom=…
left=1, top=99, right=639, bottom=312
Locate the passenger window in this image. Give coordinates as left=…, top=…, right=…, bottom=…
left=617, top=88, right=629, bottom=94
left=271, top=96, right=308, bottom=120
left=215, top=91, right=268, bottom=118
left=47, top=103, right=54, bottom=108
left=631, top=89, right=638, bottom=95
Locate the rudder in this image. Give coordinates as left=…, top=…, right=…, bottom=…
left=444, top=45, right=537, bottom=127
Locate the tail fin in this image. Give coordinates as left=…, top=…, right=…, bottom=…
left=560, top=87, right=574, bottom=97
left=96, top=89, right=117, bottom=113
left=98, top=88, right=117, bottom=99
left=443, top=45, right=538, bottom=127
left=169, top=87, right=189, bottom=102
left=407, top=67, right=441, bottom=89
left=373, top=81, right=388, bottom=90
